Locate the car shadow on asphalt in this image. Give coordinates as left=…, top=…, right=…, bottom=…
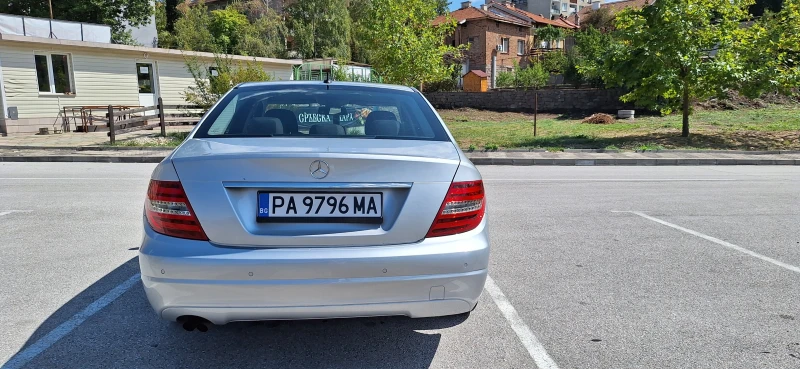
left=9, top=257, right=467, bottom=369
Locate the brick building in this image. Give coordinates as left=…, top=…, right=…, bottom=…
left=434, top=1, right=577, bottom=87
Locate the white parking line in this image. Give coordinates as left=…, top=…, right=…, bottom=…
left=0, top=274, right=141, bottom=369
left=617, top=211, right=800, bottom=274
left=484, top=276, right=560, bottom=369
left=0, top=210, right=31, bottom=217
left=0, top=178, right=136, bottom=180
left=484, top=179, right=736, bottom=182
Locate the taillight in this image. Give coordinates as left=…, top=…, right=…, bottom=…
left=145, top=180, right=208, bottom=241
left=426, top=180, right=486, bottom=238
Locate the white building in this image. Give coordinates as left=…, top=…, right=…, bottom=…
left=0, top=15, right=301, bottom=135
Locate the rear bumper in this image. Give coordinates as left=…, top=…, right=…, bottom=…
left=138, top=220, right=490, bottom=324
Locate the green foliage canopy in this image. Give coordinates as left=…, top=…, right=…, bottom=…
left=286, top=0, right=352, bottom=59
left=361, top=0, right=465, bottom=89
left=605, top=0, right=754, bottom=137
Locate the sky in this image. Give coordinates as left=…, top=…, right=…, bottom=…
left=448, top=1, right=486, bottom=11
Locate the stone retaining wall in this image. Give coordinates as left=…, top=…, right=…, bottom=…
left=424, top=89, right=633, bottom=113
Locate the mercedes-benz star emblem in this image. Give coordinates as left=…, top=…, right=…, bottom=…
left=309, top=160, right=330, bottom=179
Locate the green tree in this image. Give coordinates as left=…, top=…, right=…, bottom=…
left=607, top=0, right=753, bottom=137
left=563, top=49, right=585, bottom=88
left=580, top=6, right=615, bottom=32
left=287, top=0, right=352, bottom=59
left=750, top=0, right=784, bottom=16
left=496, top=71, right=515, bottom=88
left=540, top=52, right=567, bottom=74
left=0, top=0, right=153, bottom=44
left=535, top=25, right=567, bottom=48
left=349, top=0, right=375, bottom=64
left=573, top=25, right=614, bottom=87
left=165, top=0, right=179, bottom=32
left=184, top=55, right=274, bottom=110
left=431, top=0, right=451, bottom=15
left=517, top=63, right=550, bottom=89
left=155, top=1, right=177, bottom=48
left=209, top=8, right=250, bottom=54
left=736, top=0, right=800, bottom=97
left=361, top=0, right=465, bottom=89
left=174, top=1, right=218, bottom=52
left=236, top=9, right=289, bottom=58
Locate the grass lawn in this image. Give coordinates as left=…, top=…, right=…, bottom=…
left=441, top=107, right=800, bottom=151
left=111, top=106, right=799, bottom=151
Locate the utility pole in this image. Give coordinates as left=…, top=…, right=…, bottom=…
left=48, top=0, right=55, bottom=39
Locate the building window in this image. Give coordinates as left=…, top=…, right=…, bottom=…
left=496, top=21, right=500, bottom=28
left=561, top=3, right=567, bottom=11
left=517, top=40, right=525, bottom=55
left=500, top=38, right=509, bottom=53
left=467, top=36, right=477, bottom=49
left=34, top=53, right=73, bottom=94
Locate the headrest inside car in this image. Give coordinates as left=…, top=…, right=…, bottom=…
left=263, top=109, right=299, bottom=134
left=243, top=117, right=283, bottom=136
left=309, top=123, right=345, bottom=135
left=365, top=119, right=400, bottom=136
left=365, top=111, right=397, bottom=123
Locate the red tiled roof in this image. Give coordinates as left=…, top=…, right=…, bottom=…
left=466, top=69, right=488, bottom=78
left=433, top=6, right=529, bottom=27
left=491, top=3, right=578, bottom=29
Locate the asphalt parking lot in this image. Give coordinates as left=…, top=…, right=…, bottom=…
left=1, top=163, right=799, bottom=369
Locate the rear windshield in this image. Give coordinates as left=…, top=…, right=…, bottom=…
left=193, top=83, right=449, bottom=141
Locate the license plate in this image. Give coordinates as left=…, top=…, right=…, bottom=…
left=257, top=192, right=383, bottom=223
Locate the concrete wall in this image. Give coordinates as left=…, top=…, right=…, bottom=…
left=424, top=89, right=632, bottom=113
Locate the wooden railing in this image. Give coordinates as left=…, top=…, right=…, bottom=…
left=106, top=98, right=166, bottom=144
left=106, top=99, right=203, bottom=144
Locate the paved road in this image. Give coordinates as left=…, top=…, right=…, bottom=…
left=1, top=163, right=798, bottom=369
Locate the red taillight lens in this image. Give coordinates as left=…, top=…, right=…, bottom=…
left=426, top=180, right=486, bottom=238
left=145, top=180, right=208, bottom=241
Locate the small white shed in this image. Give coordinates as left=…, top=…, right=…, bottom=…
left=0, top=34, right=301, bottom=135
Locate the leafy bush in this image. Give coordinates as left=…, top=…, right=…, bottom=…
left=496, top=71, right=515, bottom=88
left=424, top=78, right=460, bottom=92
left=536, top=25, right=567, bottom=47
left=184, top=55, right=274, bottom=111
left=495, top=64, right=549, bottom=90
left=540, top=52, right=567, bottom=74
left=563, top=49, right=584, bottom=88
left=516, top=63, right=550, bottom=90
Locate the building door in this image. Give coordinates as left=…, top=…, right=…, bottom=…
left=136, top=62, right=158, bottom=114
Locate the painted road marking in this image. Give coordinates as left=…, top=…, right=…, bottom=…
left=484, top=179, right=737, bottom=182
left=0, top=274, right=141, bottom=369
left=0, top=210, right=31, bottom=217
left=0, top=178, right=140, bottom=180
left=485, top=276, right=560, bottom=369
left=617, top=211, right=800, bottom=274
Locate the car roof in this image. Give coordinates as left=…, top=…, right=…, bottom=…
left=237, top=80, right=417, bottom=92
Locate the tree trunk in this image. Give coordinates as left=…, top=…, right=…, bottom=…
left=681, top=81, right=690, bottom=138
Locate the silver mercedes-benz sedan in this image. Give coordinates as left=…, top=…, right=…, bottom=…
left=138, top=81, right=489, bottom=328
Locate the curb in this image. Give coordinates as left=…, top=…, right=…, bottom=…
left=467, top=158, right=800, bottom=165
left=2, top=155, right=798, bottom=165
left=0, top=145, right=175, bottom=151
left=0, top=156, right=165, bottom=163
left=3, top=145, right=800, bottom=156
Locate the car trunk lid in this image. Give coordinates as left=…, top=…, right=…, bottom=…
left=170, top=137, right=461, bottom=247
